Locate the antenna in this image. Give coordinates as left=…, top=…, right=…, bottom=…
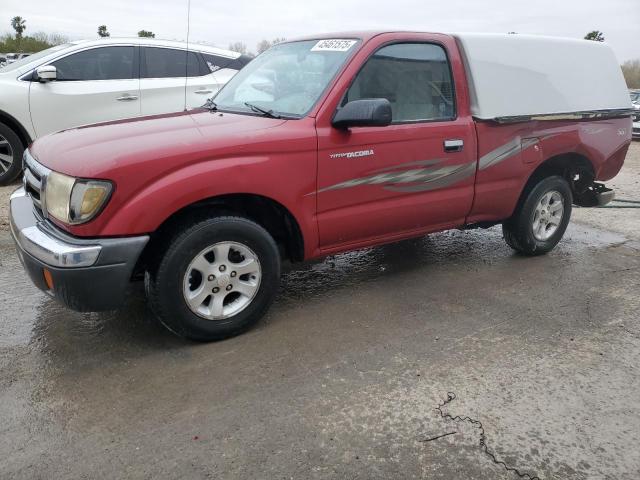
left=183, top=0, right=191, bottom=111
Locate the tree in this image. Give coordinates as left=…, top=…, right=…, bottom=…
left=228, top=41, right=248, bottom=55
left=138, top=30, right=155, bottom=38
left=11, top=16, right=26, bottom=39
left=97, top=25, right=110, bottom=38
left=256, top=40, right=271, bottom=54
left=31, top=31, right=49, bottom=44
left=256, top=37, right=286, bottom=54
left=621, top=59, right=640, bottom=89
left=0, top=31, right=69, bottom=54
left=584, top=30, right=604, bottom=42
left=48, top=33, right=69, bottom=45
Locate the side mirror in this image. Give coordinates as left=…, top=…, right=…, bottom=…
left=35, top=65, right=57, bottom=82
left=332, top=99, right=392, bottom=129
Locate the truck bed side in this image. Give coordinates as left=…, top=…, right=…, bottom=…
left=467, top=117, right=632, bottom=224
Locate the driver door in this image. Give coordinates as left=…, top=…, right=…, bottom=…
left=316, top=42, right=476, bottom=248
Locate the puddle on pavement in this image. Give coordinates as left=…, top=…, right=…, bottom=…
left=0, top=222, right=630, bottom=357
left=564, top=222, right=628, bottom=248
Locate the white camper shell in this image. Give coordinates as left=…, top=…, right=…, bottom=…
left=452, top=33, right=631, bottom=122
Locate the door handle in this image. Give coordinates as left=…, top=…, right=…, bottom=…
left=444, top=139, right=464, bottom=152
left=194, top=89, right=213, bottom=95
left=116, top=94, right=138, bottom=101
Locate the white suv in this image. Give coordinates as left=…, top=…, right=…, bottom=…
left=0, top=38, right=251, bottom=184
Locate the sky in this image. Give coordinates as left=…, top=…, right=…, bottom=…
left=1, top=0, right=638, bottom=61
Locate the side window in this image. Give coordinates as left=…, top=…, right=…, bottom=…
left=344, top=43, right=455, bottom=122
left=143, top=48, right=201, bottom=78
left=229, top=54, right=253, bottom=71
left=52, top=46, right=135, bottom=81
left=202, top=53, right=233, bottom=73
left=202, top=53, right=252, bottom=73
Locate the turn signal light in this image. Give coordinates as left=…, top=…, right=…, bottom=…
left=43, top=268, right=54, bottom=290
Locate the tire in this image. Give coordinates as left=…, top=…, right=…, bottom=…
left=0, top=122, right=24, bottom=186
left=146, top=216, right=281, bottom=341
left=502, top=175, right=572, bottom=256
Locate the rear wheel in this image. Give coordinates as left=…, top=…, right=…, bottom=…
left=0, top=123, right=24, bottom=186
left=502, top=175, right=572, bottom=256
left=146, top=216, right=281, bottom=341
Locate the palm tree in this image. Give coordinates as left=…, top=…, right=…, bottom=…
left=584, top=30, right=605, bottom=42
left=11, top=16, right=26, bottom=39
left=97, top=25, right=110, bottom=38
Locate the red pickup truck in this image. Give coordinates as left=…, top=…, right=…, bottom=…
left=10, top=32, right=632, bottom=340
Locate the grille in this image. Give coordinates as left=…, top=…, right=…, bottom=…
left=23, top=151, right=50, bottom=218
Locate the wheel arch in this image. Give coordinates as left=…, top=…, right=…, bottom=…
left=136, top=193, right=305, bottom=277
left=0, top=109, right=32, bottom=148
left=515, top=152, right=595, bottom=214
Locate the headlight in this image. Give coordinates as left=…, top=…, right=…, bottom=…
left=45, top=171, right=112, bottom=224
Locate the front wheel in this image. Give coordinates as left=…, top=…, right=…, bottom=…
left=502, top=175, right=572, bottom=256
left=146, top=216, right=281, bottom=341
left=0, top=122, right=24, bottom=186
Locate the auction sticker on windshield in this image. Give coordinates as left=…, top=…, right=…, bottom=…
left=311, top=39, right=357, bottom=52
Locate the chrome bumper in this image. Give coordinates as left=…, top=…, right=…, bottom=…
left=9, top=186, right=150, bottom=311
left=10, top=187, right=101, bottom=268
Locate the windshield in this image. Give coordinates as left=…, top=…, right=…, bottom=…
left=0, top=43, right=72, bottom=71
left=631, top=92, right=640, bottom=103
left=213, top=39, right=360, bottom=118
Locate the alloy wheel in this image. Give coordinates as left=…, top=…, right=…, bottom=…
left=182, top=241, right=262, bottom=320
left=532, top=190, right=564, bottom=241
left=0, top=134, right=14, bottom=174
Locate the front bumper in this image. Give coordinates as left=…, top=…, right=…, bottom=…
left=10, top=187, right=149, bottom=311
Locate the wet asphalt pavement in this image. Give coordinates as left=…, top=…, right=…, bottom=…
left=1, top=148, right=640, bottom=479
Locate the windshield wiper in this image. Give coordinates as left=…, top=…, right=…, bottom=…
left=244, top=102, right=281, bottom=119
left=203, top=98, right=218, bottom=111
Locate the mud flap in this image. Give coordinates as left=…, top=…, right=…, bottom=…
left=574, top=182, right=615, bottom=207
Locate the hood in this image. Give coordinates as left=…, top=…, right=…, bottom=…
left=29, top=109, right=288, bottom=178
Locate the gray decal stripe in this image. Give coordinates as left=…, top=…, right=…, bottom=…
left=478, top=136, right=546, bottom=171
left=521, top=138, right=540, bottom=149
left=318, top=166, right=441, bottom=192
left=318, top=159, right=477, bottom=193
left=373, top=158, right=444, bottom=173
left=384, top=162, right=476, bottom=193
left=319, top=135, right=556, bottom=194
left=478, top=138, right=522, bottom=170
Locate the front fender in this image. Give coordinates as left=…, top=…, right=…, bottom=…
left=96, top=153, right=318, bottom=255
